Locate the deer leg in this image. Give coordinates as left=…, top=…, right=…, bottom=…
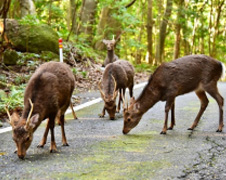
left=205, top=86, right=224, bottom=132
left=161, top=99, right=174, bottom=134
left=129, top=84, right=133, bottom=97
left=49, top=116, right=57, bottom=153
left=168, top=102, right=175, bottom=130
left=37, top=118, right=50, bottom=148
left=70, top=102, right=78, bottom=119
left=117, top=89, right=122, bottom=113
left=60, top=114, right=69, bottom=146
left=188, top=90, right=209, bottom=131
left=99, top=107, right=105, bottom=118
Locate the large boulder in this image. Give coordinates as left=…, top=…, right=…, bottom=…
left=1, top=19, right=59, bottom=54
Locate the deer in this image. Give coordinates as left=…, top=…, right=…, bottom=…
left=123, top=55, right=225, bottom=135
left=5, top=61, right=77, bottom=159
left=99, top=60, right=134, bottom=120
left=102, top=36, right=119, bottom=67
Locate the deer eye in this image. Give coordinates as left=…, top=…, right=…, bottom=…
left=25, top=137, right=30, bottom=142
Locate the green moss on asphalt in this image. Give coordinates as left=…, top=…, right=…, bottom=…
left=51, top=131, right=171, bottom=179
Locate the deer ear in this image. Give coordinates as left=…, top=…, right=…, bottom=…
left=10, top=112, right=20, bottom=128
left=133, top=103, right=140, bottom=112
left=130, top=97, right=136, bottom=105
left=102, top=39, right=107, bottom=44
left=25, top=114, right=39, bottom=130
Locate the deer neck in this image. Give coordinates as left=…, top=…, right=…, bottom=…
left=107, top=50, right=115, bottom=62
left=136, top=86, right=160, bottom=114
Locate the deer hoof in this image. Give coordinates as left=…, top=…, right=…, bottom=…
left=50, top=149, right=57, bottom=153
left=160, top=131, right=166, bottom=135
left=167, top=127, right=173, bottom=130
left=216, top=129, right=222, bottom=132
left=187, top=128, right=194, bottom=131
left=62, top=143, right=69, bottom=146
left=37, top=144, right=44, bottom=148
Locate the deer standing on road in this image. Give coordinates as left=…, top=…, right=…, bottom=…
left=99, top=60, right=134, bottom=120
left=123, top=55, right=224, bottom=134
left=6, top=62, right=76, bottom=159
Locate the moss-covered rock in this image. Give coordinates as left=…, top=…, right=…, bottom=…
left=3, top=49, right=19, bottom=65
left=2, top=19, right=59, bottom=54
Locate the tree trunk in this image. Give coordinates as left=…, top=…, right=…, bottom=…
left=173, top=0, right=184, bottom=59
left=155, top=0, right=172, bottom=64
left=147, top=0, right=153, bottom=65
left=210, top=0, right=225, bottom=57
left=18, top=0, right=36, bottom=18
left=95, top=7, right=121, bottom=50
left=77, top=0, right=97, bottom=43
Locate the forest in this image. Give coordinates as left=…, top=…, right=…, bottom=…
left=0, top=0, right=225, bottom=120
left=1, top=0, right=225, bottom=65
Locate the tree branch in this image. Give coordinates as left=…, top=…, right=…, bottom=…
left=125, top=0, right=137, bottom=8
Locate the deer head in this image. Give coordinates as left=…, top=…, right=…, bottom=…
left=5, top=99, right=39, bottom=159
left=102, top=36, right=116, bottom=51
left=99, top=75, right=119, bottom=120
left=122, top=97, right=143, bottom=134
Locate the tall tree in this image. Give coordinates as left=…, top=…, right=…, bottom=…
left=147, top=0, right=153, bottom=64
left=210, top=0, right=225, bottom=57
left=95, top=0, right=137, bottom=50
left=77, top=0, right=97, bottom=43
left=18, top=0, right=36, bottom=18
left=155, top=0, right=173, bottom=64
left=173, top=0, right=184, bottom=59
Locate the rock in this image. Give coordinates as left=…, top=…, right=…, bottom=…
left=1, top=19, right=59, bottom=54
left=3, top=49, right=19, bottom=65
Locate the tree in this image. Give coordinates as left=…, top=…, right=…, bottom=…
left=0, top=0, right=11, bottom=46
left=94, top=0, right=137, bottom=50
left=155, top=0, right=173, bottom=64
left=173, top=0, right=184, bottom=59
left=18, top=0, right=36, bottom=18
left=77, top=0, right=98, bottom=43
left=210, top=0, right=225, bottom=57
left=147, top=0, right=153, bottom=64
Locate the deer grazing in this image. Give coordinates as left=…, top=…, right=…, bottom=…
left=123, top=55, right=224, bottom=135
left=99, top=60, right=134, bottom=120
left=5, top=61, right=76, bottom=159
left=102, top=36, right=119, bottom=67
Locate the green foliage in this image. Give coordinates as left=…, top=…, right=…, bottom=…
left=18, top=14, right=41, bottom=25
left=134, top=63, right=154, bottom=73
left=7, top=0, right=226, bottom=66
left=0, top=85, right=25, bottom=113
left=81, top=71, right=88, bottom=79
left=72, top=68, right=78, bottom=75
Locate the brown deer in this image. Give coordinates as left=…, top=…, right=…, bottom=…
left=102, top=36, right=119, bottom=67
left=99, top=60, right=134, bottom=120
left=123, top=55, right=224, bottom=135
left=5, top=61, right=76, bottom=159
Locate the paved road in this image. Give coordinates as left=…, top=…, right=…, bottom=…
left=1, top=82, right=226, bottom=180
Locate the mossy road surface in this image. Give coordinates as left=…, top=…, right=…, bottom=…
left=1, top=83, right=226, bottom=180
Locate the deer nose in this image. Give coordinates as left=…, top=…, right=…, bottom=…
left=18, top=155, right=25, bottom=160
left=110, top=117, right=115, bottom=120
left=122, top=130, right=127, bottom=134
left=123, top=129, right=129, bottom=134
